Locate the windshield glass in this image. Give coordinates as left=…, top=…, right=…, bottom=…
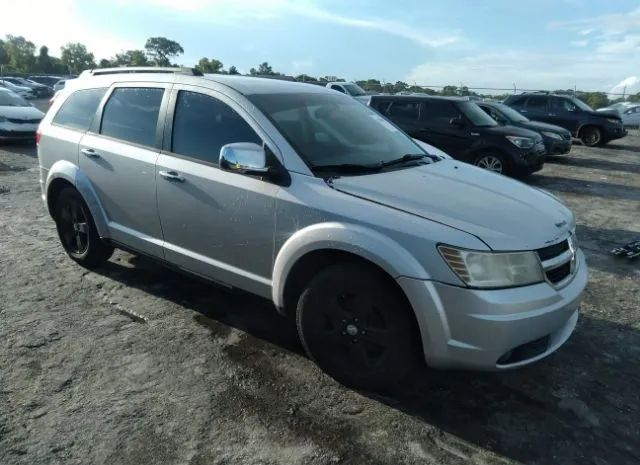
left=494, top=103, right=529, bottom=122
left=249, top=92, right=429, bottom=170
left=458, top=101, right=498, bottom=127
left=342, top=84, right=367, bottom=97
left=0, top=91, right=29, bottom=107
left=571, top=97, right=593, bottom=112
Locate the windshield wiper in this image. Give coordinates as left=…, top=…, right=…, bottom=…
left=380, top=153, right=438, bottom=167
left=311, top=163, right=382, bottom=174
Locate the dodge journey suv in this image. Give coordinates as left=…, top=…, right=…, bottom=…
left=369, top=95, right=546, bottom=176
left=37, top=68, right=587, bottom=390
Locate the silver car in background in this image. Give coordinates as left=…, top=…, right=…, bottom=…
left=0, top=88, right=45, bottom=141
left=36, top=68, right=587, bottom=390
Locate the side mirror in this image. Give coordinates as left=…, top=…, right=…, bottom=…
left=219, top=142, right=269, bottom=174
left=449, top=116, right=465, bottom=128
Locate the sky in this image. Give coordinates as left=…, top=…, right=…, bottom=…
left=2, top=0, right=639, bottom=95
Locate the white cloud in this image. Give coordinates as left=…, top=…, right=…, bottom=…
left=596, top=34, right=640, bottom=54
left=610, top=76, right=640, bottom=95
left=127, top=0, right=460, bottom=48
left=0, top=0, right=137, bottom=59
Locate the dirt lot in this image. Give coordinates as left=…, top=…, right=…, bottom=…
left=1, top=120, right=639, bottom=464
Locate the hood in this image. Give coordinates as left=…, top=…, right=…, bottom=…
left=0, top=105, right=45, bottom=120
left=518, top=120, right=570, bottom=135
left=592, top=109, right=621, bottom=120
left=331, top=161, right=574, bottom=251
left=483, top=124, right=542, bottom=139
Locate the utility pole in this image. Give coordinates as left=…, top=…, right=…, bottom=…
left=622, top=85, right=627, bottom=100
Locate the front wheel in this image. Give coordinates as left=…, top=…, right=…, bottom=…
left=54, top=188, right=114, bottom=268
left=296, top=262, right=420, bottom=391
left=474, top=152, right=509, bottom=175
left=579, top=126, right=602, bottom=146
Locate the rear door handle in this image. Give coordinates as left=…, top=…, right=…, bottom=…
left=81, top=148, right=100, bottom=158
left=159, top=170, right=185, bottom=182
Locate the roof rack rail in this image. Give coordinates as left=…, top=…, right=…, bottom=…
left=79, top=67, right=203, bottom=77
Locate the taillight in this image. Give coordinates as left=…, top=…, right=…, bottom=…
left=36, top=130, right=41, bottom=145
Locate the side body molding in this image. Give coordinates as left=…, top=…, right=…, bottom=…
left=271, top=222, right=431, bottom=310
left=45, top=160, right=110, bottom=239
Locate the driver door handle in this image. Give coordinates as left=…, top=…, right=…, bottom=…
left=159, top=170, right=185, bottom=182
left=81, top=148, right=100, bottom=158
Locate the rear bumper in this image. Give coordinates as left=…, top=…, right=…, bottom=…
left=398, top=249, right=588, bottom=370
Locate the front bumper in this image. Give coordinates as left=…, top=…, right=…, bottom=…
left=0, top=123, right=39, bottom=140
left=545, top=139, right=572, bottom=155
left=398, top=249, right=588, bottom=370
left=603, top=125, right=627, bottom=141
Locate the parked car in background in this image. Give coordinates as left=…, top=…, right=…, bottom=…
left=0, top=87, right=44, bottom=141
left=504, top=92, right=627, bottom=147
left=37, top=67, right=586, bottom=390
left=0, top=77, right=53, bottom=98
left=28, top=76, right=62, bottom=88
left=369, top=95, right=546, bottom=176
left=0, top=79, right=36, bottom=99
left=325, top=81, right=370, bottom=102
left=53, top=79, right=69, bottom=92
left=477, top=101, right=572, bottom=156
left=619, top=105, right=640, bottom=128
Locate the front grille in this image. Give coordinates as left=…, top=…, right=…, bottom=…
left=7, top=118, right=40, bottom=124
left=536, top=240, right=569, bottom=261
left=546, top=262, right=571, bottom=283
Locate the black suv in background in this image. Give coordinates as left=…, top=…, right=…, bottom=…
left=503, top=92, right=627, bottom=147
left=369, top=95, right=546, bottom=176
left=477, top=101, right=572, bottom=155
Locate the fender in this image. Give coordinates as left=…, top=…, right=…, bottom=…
left=46, top=160, right=110, bottom=239
left=271, top=222, right=430, bottom=310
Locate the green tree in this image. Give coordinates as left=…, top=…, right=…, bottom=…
left=393, top=81, right=408, bottom=93
left=60, top=42, right=95, bottom=73
left=196, top=57, right=224, bottom=73
left=113, top=50, right=149, bottom=67
left=227, top=65, right=239, bottom=75
left=98, top=58, right=113, bottom=68
left=250, top=62, right=275, bottom=76
left=3, top=35, right=36, bottom=72
left=441, top=85, right=458, bottom=96
left=0, top=39, right=7, bottom=66
left=580, top=92, right=609, bottom=109
left=144, top=37, right=184, bottom=66
left=295, top=74, right=317, bottom=82
left=628, top=92, right=640, bottom=103
left=36, top=46, right=54, bottom=73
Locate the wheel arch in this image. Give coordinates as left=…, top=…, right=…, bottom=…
left=45, top=160, right=110, bottom=238
left=272, top=222, right=430, bottom=316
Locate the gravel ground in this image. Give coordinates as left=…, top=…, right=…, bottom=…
left=1, top=124, right=639, bottom=465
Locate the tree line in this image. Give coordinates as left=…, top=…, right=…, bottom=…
left=1, top=34, right=637, bottom=107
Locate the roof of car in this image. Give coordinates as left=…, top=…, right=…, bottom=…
left=200, top=74, right=330, bottom=95
left=370, top=94, right=472, bottom=102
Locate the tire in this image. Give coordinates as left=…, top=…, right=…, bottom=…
left=579, top=126, right=602, bottom=147
left=53, top=187, right=114, bottom=268
left=474, top=152, right=509, bottom=175
left=296, top=262, right=420, bottom=391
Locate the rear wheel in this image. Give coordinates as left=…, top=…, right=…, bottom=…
left=54, top=188, right=114, bottom=268
left=474, top=152, right=509, bottom=175
left=296, top=262, right=420, bottom=391
left=579, top=126, right=602, bottom=146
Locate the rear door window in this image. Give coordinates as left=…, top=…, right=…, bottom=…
left=421, top=100, right=461, bottom=125
left=171, top=90, right=261, bottom=164
left=100, top=87, right=164, bottom=147
left=387, top=101, right=420, bottom=121
left=524, top=96, right=548, bottom=111
left=52, top=88, right=107, bottom=131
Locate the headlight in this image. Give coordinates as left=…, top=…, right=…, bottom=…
left=439, top=245, right=544, bottom=288
left=505, top=135, right=535, bottom=149
left=541, top=131, right=562, bottom=140
left=606, top=118, right=620, bottom=124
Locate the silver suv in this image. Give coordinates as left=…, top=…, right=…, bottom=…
left=37, top=68, right=587, bottom=390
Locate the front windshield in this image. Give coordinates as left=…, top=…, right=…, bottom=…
left=249, top=92, right=428, bottom=170
left=342, top=84, right=367, bottom=97
left=458, top=101, right=498, bottom=127
left=571, top=97, right=593, bottom=112
left=494, top=103, right=529, bottom=122
left=0, top=91, right=29, bottom=107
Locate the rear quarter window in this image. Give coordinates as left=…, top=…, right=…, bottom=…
left=51, top=88, right=107, bottom=131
